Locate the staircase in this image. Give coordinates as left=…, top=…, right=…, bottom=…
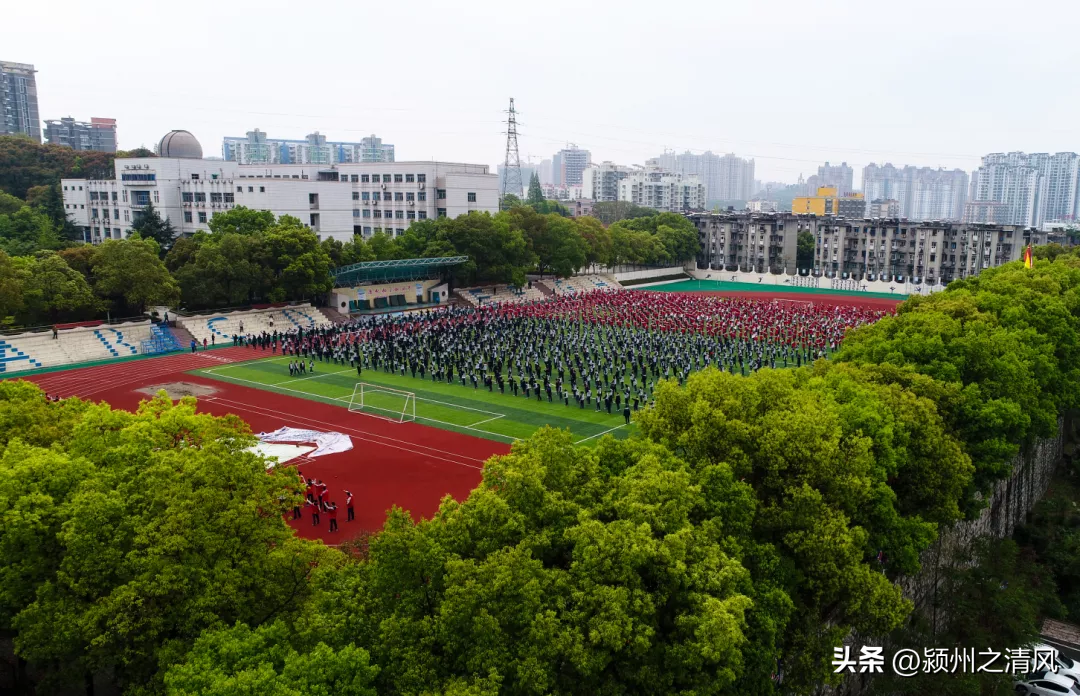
left=319, top=306, right=350, bottom=325
left=0, top=339, right=43, bottom=373
left=169, top=323, right=197, bottom=350
left=140, top=323, right=184, bottom=355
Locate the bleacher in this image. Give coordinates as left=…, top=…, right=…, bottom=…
left=454, top=285, right=546, bottom=307
left=788, top=275, right=821, bottom=289
left=178, top=305, right=333, bottom=344
left=0, top=321, right=157, bottom=375
left=547, top=274, right=622, bottom=296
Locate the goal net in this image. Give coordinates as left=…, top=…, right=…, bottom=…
left=348, top=382, right=416, bottom=423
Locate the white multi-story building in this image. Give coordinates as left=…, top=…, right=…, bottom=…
left=617, top=167, right=705, bottom=213
left=862, top=163, right=969, bottom=221
left=581, top=162, right=635, bottom=202
left=223, top=129, right=395, bottom=165
left=62, top=130, right=498, bottom=245
left=967, top=151, right=1080, bottom=227
left=652, top=151, right=755, bottom=203
left=552, top=145, right=591, bottom=187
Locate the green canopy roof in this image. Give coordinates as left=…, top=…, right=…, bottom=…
left=331, top=256, right=468, bottom=286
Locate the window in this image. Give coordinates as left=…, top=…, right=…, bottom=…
left=184, top=211, right=193, bottom=223
left=224, top=193, right=234, bottom=203
left=437, top=208, right=447, bottom=218
left=122, top=190, right=127, bottom=202
left=191, top=174, right=200, bottom=181
left=467, top=192, right=476, bottom=202
left=437, top=189, right=447, bottom=200
left=90, top=191, right=99, bottom=201
left=418, top=210, right=427, bottom=220
left=194, top=192, right=206, bottom=202
left=353, top=209, right=360, bottom=218
left=182, top=192, right=194, bottom=202
left=259, top=186, right=265, bottom=193
left=351, top=174, right=359, bottom=182
left=153, top=190, right=160, bottom=203
left=114, top=209, right=120, bottom=218
left=374, top=210, right=382, bottom=218
left=396, top=228, right=405, bottom=236
left=394, top=192, right=403, bottom=201
left=362, top=192, right=370, bottom=201
left=309, top=213, right=319, bottom=228
left=210, top=192, right=223, bottom=203
left=417, top=174, right=426, bottom=183
left=103, top=208, right=110, bottom=219
left=406, top=192, right=414, bottom=201
left=112, top=192, right=118, bottom=202
left=407, top=210, right=416, bottom=220
left=395, top=210, right=404, bottom=219
left=372, top=192, right=380, bottom=201
left=364, top=226, right=371, bottom=234
left=362, top=210, right=371, bottom=218
left=308, top=193, right=319, bottom=205
left=394, top=174, right=403, bottom=183
left=248, top=186, right=254, bottom=192
left=361, top=174, right=370, bottom=183
left=133, top=191, right=151, bottom=206
left=198, top=212, right=207, bottom=223
left=406, top=174, right=414, bottom=183
left=418, top=191, right=427, bottom=202
left=382, top=174, right=391, bottom=183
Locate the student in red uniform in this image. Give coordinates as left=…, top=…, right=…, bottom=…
left=316, top=479, right=328, bottom=505
left=309, top=499, right=320, bottom=526
left=328, top=503, right=338, bottom=532
left=345, top=490, right=354, bottom=522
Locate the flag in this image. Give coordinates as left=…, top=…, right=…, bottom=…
left=1024, top=244, right=1033, bottom=269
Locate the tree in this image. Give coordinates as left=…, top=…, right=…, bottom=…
left=574, top=215, right=613, bottom=269
left=262, top=221, right=334, bottom=301
left=207, top=206, right=276, bottom=237
left=131, top=202, right=178, bottom=252
left=0, top=135, right=115, bottom=200
left=164, top=621, right=379, bottom=696
left=499, top=193, right=522, bottom=211
left=439, top=212, right=533, bottom=285
left=17, top=253, right=100, bottom=324
left=590, top=201, right=657, bottom=225
left=0, top=206, right=63, bottom=256
left=91, top=237, right=180, bottom=314
left=525, top=172, right=544, bottom=207
left=796, top=230, right=815, bottom=269
left=1, top=387, right=335, bottom=693
left=0, top=190, right=25, bottom=215
left=0, top=249, right=27, bottom=323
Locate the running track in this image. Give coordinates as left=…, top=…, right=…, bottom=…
left=13, top=347, right=508, bottom=544
left=692, top=290, right=904, bottom=310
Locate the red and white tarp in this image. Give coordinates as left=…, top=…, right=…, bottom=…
left=256, top=427, right=353, bottom=458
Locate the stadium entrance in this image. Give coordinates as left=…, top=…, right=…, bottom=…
left=329, top=256, right=467, bottom=317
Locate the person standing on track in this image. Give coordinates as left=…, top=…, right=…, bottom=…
left=328, top=503, right=338, bottom=532
left=346, top=490, right=354, bottom=522
left=190, top=339, right=197, bottom=354
left=310, top=499, right=320, bottom=526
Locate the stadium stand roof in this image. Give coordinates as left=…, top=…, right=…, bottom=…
left=331, top=256, right=468, bottom=286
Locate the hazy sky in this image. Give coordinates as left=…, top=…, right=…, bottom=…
left=9, top=0, right=1079, bottom=186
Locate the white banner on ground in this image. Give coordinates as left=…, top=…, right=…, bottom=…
left=256, top=427, right=353, bottom=458
left=248, top=442, right=316, bottom=469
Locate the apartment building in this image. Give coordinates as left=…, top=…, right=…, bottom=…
left=862, top=163, right=969, bottom=220
left=688, top=211, right=1045, bottom=284
left=0, top=61, right=40, bottom=141
left=223, top=130, right=395, bottom=165
left=43, top=117, right=117, bottom=152
left=689, top=212, right=805, bottom=273
left=618, top=168, right=705, bottom=213
left=62, top=131, right=497, bottom=244
left=804, top=161, right=854, bottom=196
left=581, top=161, right=635, bottom=202
left=552, top=145, right=591, bottom=187
left=792, top=186, right=866, bottom=217
left=968, top=151, right=1080, bottom=226
left=652, top=151, right=755, bottom=203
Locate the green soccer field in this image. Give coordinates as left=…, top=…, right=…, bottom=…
left=192, top=356, right=636, bottom=445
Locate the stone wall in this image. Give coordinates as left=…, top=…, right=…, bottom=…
left=836, top=419, right=1064, bottom=695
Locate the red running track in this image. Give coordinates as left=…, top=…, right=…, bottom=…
left=12, top=347, right=507, bottom=544
left=688, top=290, right=905, bottom=311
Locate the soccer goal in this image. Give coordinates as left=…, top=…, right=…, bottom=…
left=348, top=382, right=417, bottom=423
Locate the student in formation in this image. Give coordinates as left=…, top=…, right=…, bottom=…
left=328, top=503, right=339, bottom=532
left=346, top=490, right=355, bottom=521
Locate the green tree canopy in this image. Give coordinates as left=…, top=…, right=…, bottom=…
left=91, top=236, right=180, bottom=314
left=131, top=202, right=178, bottom=252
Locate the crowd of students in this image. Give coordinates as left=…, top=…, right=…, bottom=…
left=292, top=472, right=354, bottom=532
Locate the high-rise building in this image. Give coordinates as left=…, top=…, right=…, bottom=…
left=617, top=166, right=705, bottom=213
left=223, top=130, right=395, bottom=165
left=62, top=130, right=498, bottom=245
left=43, top=117, right=117, bottom=152
left=0, top=61, right=40, bottom=142
left=869, top=199, right=901, bottom=218
left=805, top=161, right=854, bottom=196
left=967, top=152, right=1080, bottom=227
left=652, top=151, right=755, bottom=203
left=537, top=159, right=554, bottom=186
left=862, top=163, right=968, bottom=221
left=552, top=145, right=591, bottom=186
left=581, top=162, right=635, bottom=202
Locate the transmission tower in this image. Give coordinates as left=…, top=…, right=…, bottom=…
left=500, top=98, right=523, bottom=208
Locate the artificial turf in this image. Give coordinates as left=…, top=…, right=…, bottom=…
left=644, top=278, right=910, bottom=300
left=192, top=355, right=636, bottom=445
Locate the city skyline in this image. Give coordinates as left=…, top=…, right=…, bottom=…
left=5, top=0, right=1078, bottom=184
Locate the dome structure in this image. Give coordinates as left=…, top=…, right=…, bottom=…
left=156, top=130, right=203, bottom=159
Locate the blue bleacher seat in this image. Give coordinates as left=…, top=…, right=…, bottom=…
left=0, top=340, right=43, bottom=373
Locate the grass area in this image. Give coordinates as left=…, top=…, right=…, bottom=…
left=192, top=356, right=635, bottom=445
left=642, top=278, right=909, bottom=300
